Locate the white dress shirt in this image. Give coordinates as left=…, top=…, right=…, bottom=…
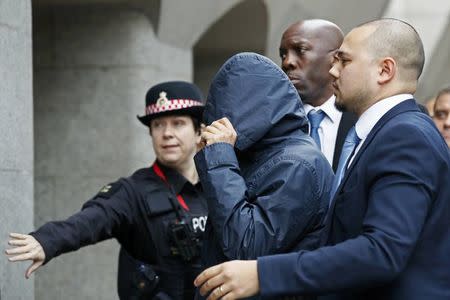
left=304, top=95, right=342, bottom=166
left=349, top=94, right=413, bottom=166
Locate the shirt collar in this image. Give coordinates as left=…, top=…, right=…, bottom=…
left=355, top=94, right=413, bottom=140
left=304, top=95, right=341, bottom=124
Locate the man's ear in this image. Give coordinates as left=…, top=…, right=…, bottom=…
left=377, top=57, right=396, bottom=84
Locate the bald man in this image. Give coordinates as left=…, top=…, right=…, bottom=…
left=194, top=18, right=450, bottom=300
left=280, top=19, right=357, bottom=171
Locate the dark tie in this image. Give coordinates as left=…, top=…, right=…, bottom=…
left=329, top=126, right=361, bottom=202
left=307, top=110, right=326, bottom=148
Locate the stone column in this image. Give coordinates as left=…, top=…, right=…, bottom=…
left=0, top=0, right=34, bottom=299
left=33, top=4, right=191, bottom=300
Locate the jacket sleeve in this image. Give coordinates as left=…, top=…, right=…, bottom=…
left=194, top=143, right=329, bottom=260
left=30, top=179, right=137, bottom=263
left=257, top=122, right=438, bottom=297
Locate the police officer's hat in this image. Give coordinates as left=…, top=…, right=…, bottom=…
left=137, top=81, right=204, bottom=127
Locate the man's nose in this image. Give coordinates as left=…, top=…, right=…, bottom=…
left=329, top=63, right=339, bottom=78
left=282, top=52, right=296, bottom=70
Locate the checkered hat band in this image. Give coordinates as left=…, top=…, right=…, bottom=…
left=145, top=99, right=203, bottom=115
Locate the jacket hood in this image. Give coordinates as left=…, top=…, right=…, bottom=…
left=204, top=52, right=308, bottom=151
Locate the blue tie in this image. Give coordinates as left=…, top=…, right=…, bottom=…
left=308, top=110, right=326, bottom=149
left=329, top=126, right=361, bottom=202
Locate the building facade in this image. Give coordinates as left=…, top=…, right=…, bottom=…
left=1, top=0, right=449, bottom=299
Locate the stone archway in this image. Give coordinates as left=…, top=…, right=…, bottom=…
left=193, top=0, right=268, bottom=96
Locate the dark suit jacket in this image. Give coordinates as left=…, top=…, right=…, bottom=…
left=332, top=111, right=358, bottom=172
left=258, top=99, right=450, bottom=299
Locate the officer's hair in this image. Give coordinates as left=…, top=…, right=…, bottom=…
left=358, top=18, right=425, bottom=81
left=191, top=117, right=202, bottom=134
left=149, top=115, right=202, bottom=135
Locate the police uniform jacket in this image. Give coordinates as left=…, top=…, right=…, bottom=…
left=30, top=163, right=208, bottom=299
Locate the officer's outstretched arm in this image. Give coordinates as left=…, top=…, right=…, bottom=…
left=5, top=233, right=46, bottom=278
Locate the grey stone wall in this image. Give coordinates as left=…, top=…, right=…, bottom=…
left=33, top=5, right=191, bottom=300
left=0, top=0, right=34, bottom=299
left=2, top=1, right=447, bottom=299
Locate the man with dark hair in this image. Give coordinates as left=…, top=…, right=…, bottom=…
left=280, top=19, right=357, bottom=171
left=433, top=86, right=450, bottom=147
left=195, top=19, right=450, bottom=300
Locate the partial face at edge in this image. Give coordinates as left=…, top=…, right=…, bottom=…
left=434, top=93, right=450, bottom=147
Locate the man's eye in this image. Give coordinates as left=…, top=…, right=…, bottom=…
left=435, top=112, right=446, bottom=119
left=340, top=58, right=350, bottom=65
left=332, top=56, right=345, bottom=66
left=296, top=47, right=307, bottom=54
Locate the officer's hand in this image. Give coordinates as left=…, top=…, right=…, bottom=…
left=5, top=233, right=46, bottom=278
left=201, top=118, right=237, bottom=147
left=194, top=260, right=259, bottom=300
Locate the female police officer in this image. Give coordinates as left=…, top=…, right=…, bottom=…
left=6, top=81, right=208, bottom=299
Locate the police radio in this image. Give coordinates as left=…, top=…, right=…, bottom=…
left=167, top=208, right=201, bottom=262
left=153, top=163, right=201, bottom=262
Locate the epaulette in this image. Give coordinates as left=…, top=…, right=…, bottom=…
left=95, top=180, right=122, bottom=199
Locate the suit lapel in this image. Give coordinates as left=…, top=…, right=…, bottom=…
left=322, top=99, right=419, bottom=244
left=333, top=112, right=358, bottom=172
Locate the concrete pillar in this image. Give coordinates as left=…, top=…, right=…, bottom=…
left=0, top=0, right=34, bottom=299
left=33, top=4, right=191, bottom=300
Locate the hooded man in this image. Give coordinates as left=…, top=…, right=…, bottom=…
left=194, top=53, right=334, bottom=297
